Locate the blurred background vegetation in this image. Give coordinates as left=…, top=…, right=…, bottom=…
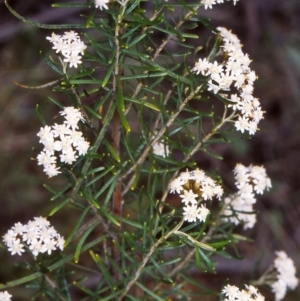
left=1, top=0, right=300, bottom=300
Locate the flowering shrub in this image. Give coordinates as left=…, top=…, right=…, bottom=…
left=2, top=0, right=299, bottom=300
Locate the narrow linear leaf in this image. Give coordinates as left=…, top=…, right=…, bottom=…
left=136, top=281, right=165, bottom=301
left=74, top=220, right=99, bottom=263
left=48, top=199, right=69, bottom=216
left=36, top=104, right=47, bottom=126
left=5, top=0, right=87, bottom=29
left=64, top=206, right=91, bottom=246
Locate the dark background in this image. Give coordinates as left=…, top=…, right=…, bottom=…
left=1, top=0, right=300, bottom=300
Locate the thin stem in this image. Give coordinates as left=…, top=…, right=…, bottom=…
left=44, top=275, right=69, bottom=301
left=111, top=1, right=128, bottom=278
left=70, top=87, right=96, bottom=134
left=120, top=85, right=202, bottom=182
left=121, top=86, right=174, bottom=196
left=13, top=78, right=62, bottom=89
left=159, top=107, right=237, bottom=205
left=152, top=204, right=227, bottom=294
left=69, top=101, right=116, bottom=202
left=117, top=219, right=184, bottom=301
left=125, top=5, right=201, bottom=116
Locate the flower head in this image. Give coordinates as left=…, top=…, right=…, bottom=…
left=271, top=251, right=299, bottom=301
left=169, top=169, right=223, bottom=223
left=192, top=27, right=263, bottom=135
left=222, top=163, right=271, bottom=229
left=46, top=31, right=86, bottom=69
left=37, top=107, right=90, bottom=178
left=221, top=284, right=264, bottom=301
left=3, top=217, right=65, bottom=256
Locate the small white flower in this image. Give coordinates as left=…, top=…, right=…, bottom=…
left=197, top=204, right=210, bottom=222
left=43, top=164, right=61, bottom=178
left=201, top=0, right=216, bottom=9
left=0, top=291, right=12, bottom=301
left=180, top=189, right=198, bottom=206
left=169, top=178, right=184, bottom=194
left=94, top=0, right=110, bottom=10
left=179, top=171, right=192, bottom=182
left=3, top=230, right=17, bottom=247
left=8, top=238, right=25, bottom=256
left=183, top=204, right=200, bottom=223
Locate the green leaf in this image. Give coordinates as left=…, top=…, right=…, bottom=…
left=5, top=0, right=87, bottom=29
left=48, top=198, right=69, bottom=216
left=89, top=250, right=115, bottom=290
left=180, top=32, right=199, bottom=39
left=101, top=59, right=115, bottom=87
left=86, top=166, right=106, bottom=175
left=85, top=165, right=114, bottom=187
left=209, top=240, right=231, bottom=249
left=103, top=140, right=121, bottom=162
left=149, top=257, right=173, bottom=284
left=124, top=96, right=160, bottom=111
left=74, top=219, right=99, bottom=263
left=48, top=97, right=64, bottom=109
left=196, top=246, right=215, bottom=272
left=50, top=183, right=73, bottom=201
left=0, top=272, right=42, bottom=289
left=121, top=72, right=168, bottom=80
left=40, top=52, right=64, bottom=75
left=136, top=282, right=165, bottom=301
left=69, top=79, right=103, bottom=85
left=99, top=206, right=120, bottom=227
left=117, top=217, right=143, bottom=229
left=125, top=0, right=140, bottom=14
left=64, top=206, right=91, bottom=247
left=127, top=33, right=147, bottom=48
left=52, top=3, right=90, bottom=8
left=82, top=190, right=100, bottom=209
left=36, top=104, right=47, bottom=126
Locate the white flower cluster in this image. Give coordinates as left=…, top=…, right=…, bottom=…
left=222, top=163, right=271, bottom=229
left=192, top=27, right=263, bottom=135
left=37, top=107, right=90, bottom=178
left=271, top=251, right=299, bottom=301
left=46, top=31, right=87, bottom=68
left=0, top=291, right=12, bottom=301
left=94, top=0, right=110, bottom=10
left=222, top=284, right=264, bottom=301
left=3, top=217, right=65, bottom=256
left=201, top=0, right=240, bottom=9
left=169, top=169, right=223, bottom=223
